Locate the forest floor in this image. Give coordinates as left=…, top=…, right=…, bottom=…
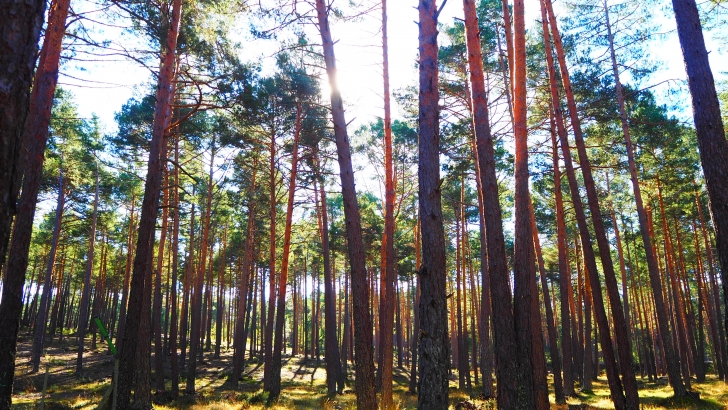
left=9, top=332, right=728, bottom=409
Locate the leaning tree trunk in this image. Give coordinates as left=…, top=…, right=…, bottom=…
left=76, top=163, right=100, bottom=374
left=539, top=0, right=627, bottom=405
left=544, top=1, right=639, bottom=406
left=0, top=1, right=65, bottom=401
left=315, top=0, right=377, bottom=408
left=115, top=0, right=182, bottom=406
left=670, top=0, right=728, bottom=363
left=269, top=104, right=302, bottom=401
left=0, top=0, right=45, bottom=271
left=603, top=0, right=686, bottom=396
left=417, top=1, right=449, bottom=408
left=463, top=0, right=518, bottom=406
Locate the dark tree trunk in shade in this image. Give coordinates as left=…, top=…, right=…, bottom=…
left=76, top=165, right=100, bottom=374
left=0, top=0, right=45, bottom=271
left=31, top=170, right=65, bottom=373
left=314, top=0, right=377, bottom=407
left=315, top=152, right=345, bottom=393
left=549, top=108, right=574, bottom=397
left=269, top=106, right=302, bottom=401
left=187, top=142, right=215, bottom=394
left=512, top=0, right=547, bottom=406
left=170, top=135, right=181, bottom=398
left=231, top=165, right=257, bottom=386
left=670, top=0, right=728, bottom=367
left=0, top=2, right=65, bottom=403
left=114, top=0, right=182, bottom=405
left=416, top=1, right=450, bottom=408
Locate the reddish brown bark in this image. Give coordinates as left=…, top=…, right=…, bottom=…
left=187, top=142, right=215, bottom=393
left=549, top=108, right=574, bottom=396
left=115, top=0, right=182, bottom=405
left=512, top=0, right=546, bottom=406
left=463, top=0, right=518, bottom=405
left=314, top=152, right=344, bottom=393
left=315, top=0, right=377, bottom=407
left=269, top=104, right=302, bottom=400
left=540, top=0, right=633, bottom=406
left=0, top=1, right=68, bottom=394
left=232, top=164, right=258, bottom=386
left=603, top=1, right=686, bottom=394
left=378, top=0, right=397, bottom=405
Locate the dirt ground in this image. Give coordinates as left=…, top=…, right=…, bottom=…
left=9, top=331, right=728, bottom=409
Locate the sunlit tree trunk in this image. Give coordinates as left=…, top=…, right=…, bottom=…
left=115, top=1, right=182, bottom=405
left=540, top=0, right=631, bottom=405
left=603, top=2, right=686, bottom=395
left=463, top=0, right=518, bottom=405
left=512, top=0, right=546, bottom=405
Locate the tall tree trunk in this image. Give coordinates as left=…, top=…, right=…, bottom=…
left=76, top=163, right=100, bottom=374
left=409, top=217, right=421, bottom=394
left=416, top=1, right=449, bottom=408
left=31, top=169, right=65, bottom=373
left=269, top=103, right=302, bottom=400
left=512, top=0, right=545, bottom=406
left=263, top=131, right=277, bottom=391
left=379, top=0, right=397, bottom=405
left=215, top=227, right=226, bottom=359
left=315, top=152, right=344, bottom=393
left=187, top=141, right=215, bottom=393
left=550, top=108, right=574, bottom=396
left=532, top=200, right=565, bottom=403
left=0, top=1, right=63, bottom=401
left=603, top=2, right=686, bottom=395
left=231, top=164, right=257, bottom=386
left=115, top=0, right=182, bottom=405
left=315, top=0, right=377, bottom=407
left=153, top=167, right=170, bottom=392
left=0, top=0, right=45, bottom=271
left=540, top=0, right=630, bottom=405
left=544, top=0, right=639, bottom=405
left=670, top=0, right=728, bottom=372
left=170, top=134, right=181, bottom=398
left=462, top=0, right=518, bottom=405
